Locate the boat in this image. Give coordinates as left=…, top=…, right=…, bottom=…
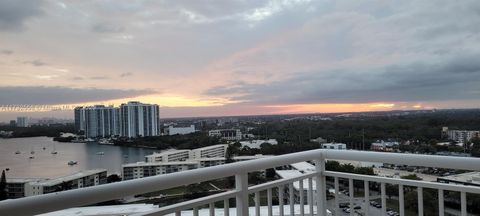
left=15, top=151, right=21, bottom=154
left=98, top=139, right=114, bottom=145
left=30, top=146, right=35, bottom=154
left=96, top=152, right=105, bottom=155
left=29, top=156, right=34, bottom=159
left=51, top=143, right=58, bottom=154
left=67, top=161, right=78, bottom=165
left=42, top=147, right=46, bottom=150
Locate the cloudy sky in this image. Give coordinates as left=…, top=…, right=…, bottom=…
left=1, top=0, right=480, bottom=121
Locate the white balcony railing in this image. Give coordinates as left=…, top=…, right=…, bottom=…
left=1, top=149, right=480, bottom=216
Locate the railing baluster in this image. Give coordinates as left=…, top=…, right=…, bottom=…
left=349, top=178, right=354, bottom=216
left=381, top=182, right=387, bottom=216
left=399, top=184, right=404, bottom=216
left=417, top=187, right=423, bottom=216
left=223, top=199, right=229, bottom=216
left=235, top=173, right=248, bottom=216
left=438, top=189, right=444, bottom=216
left=209, top=203, right=214, bottom=216
left=289, top=183, right=294, bottom=216
left=315, top=158, right=326, bottom=216
left=279, top=185, right=284, bottom=216
left=364, top=180, right=369, bottom=216
left=268, top=188, right=273, bottom=216
left=334, top=177, right=339, bottom=216
left=308, top=178, right=314, bottom=216
left=255, top=192, right=260, bottom=216
left=461, top=191, right=467, bottom=216
left=299, top=179, right=305, bottom=216
left=193, top=207, right=199, bottom=216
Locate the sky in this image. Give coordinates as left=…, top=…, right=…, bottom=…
left=1, top=0, right=480, bottom=121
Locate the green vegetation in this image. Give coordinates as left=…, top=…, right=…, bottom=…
left=0, top=124, right=75, bottom=138
left=114, top=132, right=221, bottom=150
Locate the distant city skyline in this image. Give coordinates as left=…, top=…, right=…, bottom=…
left=1, top=1, right=480, bottom=121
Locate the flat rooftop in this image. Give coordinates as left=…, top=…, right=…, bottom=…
left=123, top=161, right=199, bottom=167
left=439, top=171, right=480, bottom=185
left=29, top=169, right=106, bottom=186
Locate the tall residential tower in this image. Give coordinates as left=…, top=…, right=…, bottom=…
left=119, top=101, right=160, bottom=138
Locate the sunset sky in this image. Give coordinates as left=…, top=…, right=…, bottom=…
left=1, top=0, right=480, bottom=121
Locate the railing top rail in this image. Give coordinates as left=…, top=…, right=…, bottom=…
left=1, top=149, right=480, bottom=215
left=324, top=150, right=480, bottom=171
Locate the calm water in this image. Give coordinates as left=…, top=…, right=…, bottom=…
left=0, top=137, right=156, bottom=178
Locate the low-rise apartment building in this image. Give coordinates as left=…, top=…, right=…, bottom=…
left=208, top=129, right=242, bottom=141
left=24, top=169, right=107, bottom=196
left=145, top=149, right=191, bottom=162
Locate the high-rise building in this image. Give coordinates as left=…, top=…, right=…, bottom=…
left=84, top=105, right=119, bottom=138
left=74, top=107, right=85, bottom=133
left=74, top=101, right=159, bottom=138
left=16, top=117, right=29, bottom=127
left=119, top=101, right=160, bottom=138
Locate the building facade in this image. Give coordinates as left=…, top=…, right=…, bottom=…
left=119, top=101, right=160, bottom=138
left=74, top=101, right=160, bottom=138
left=83, top=105, right=119, bottom=138
left=16, top=117, right=29, bottom=127
left=190, top=144, right=228, bottom=159
left=208, top=129, right=242, bottom=141
left=447, top=129, right=480, bottom=143
left=74, top=107, right=86, bottom=133
left=166, top=125, right=195, bottom=135
left=145, top=150, right=191, bottom=163
left=22, top=169, right=107, bottom=197
left=321, top=143, right=347, bottom=150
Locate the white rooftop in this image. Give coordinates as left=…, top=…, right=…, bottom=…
left=275, top=170, right=317, bottom=191
left=29, top=169, right=106, bottom=186
left=38, top=204, right=158, bottom=216
left=440, top=171, right=480, bottom=184
left=239, top=139, right=278, bottom=149
left=290, top=162, right=316, bottom=173
left=123, top=161, right=199, bottom=167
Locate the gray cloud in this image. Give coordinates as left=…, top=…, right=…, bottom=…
left=0, top=86, right=156, bottom=105
left=205, top=53, right=480, bottom=104
left=92, top=23, right=125, bottom=33
left=23, top=59, right=47, bottom=66
left=0, top=0, right=44, bottom=31
left=89, top=76, right=109, bottom=80
left=1, top=49, right=13, bottom=55
left=120, top=72, right=133, bottom=77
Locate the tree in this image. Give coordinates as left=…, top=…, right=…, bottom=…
left=401, top=174, right=422, bottom=180
left=107, top=174, right=122, bottom=183
left=471, top=137, right=480, bottom=157
left=0, top=170, right=6, bottom=200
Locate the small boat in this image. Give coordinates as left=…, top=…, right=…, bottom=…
left=30, top=151, right=35, bottom=154
left=15, top=151, right=21, bottom=154
left=51, top=143, right=58, bottom=154
left=29, top=156, right=34, bottom=159
left=98, top=139, right=113, bottom=145
left=67, top=161, right=78, bottom=165
left=96, top=152, right=105, bottom=155
left=42, top=147, right=46, bottom=150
